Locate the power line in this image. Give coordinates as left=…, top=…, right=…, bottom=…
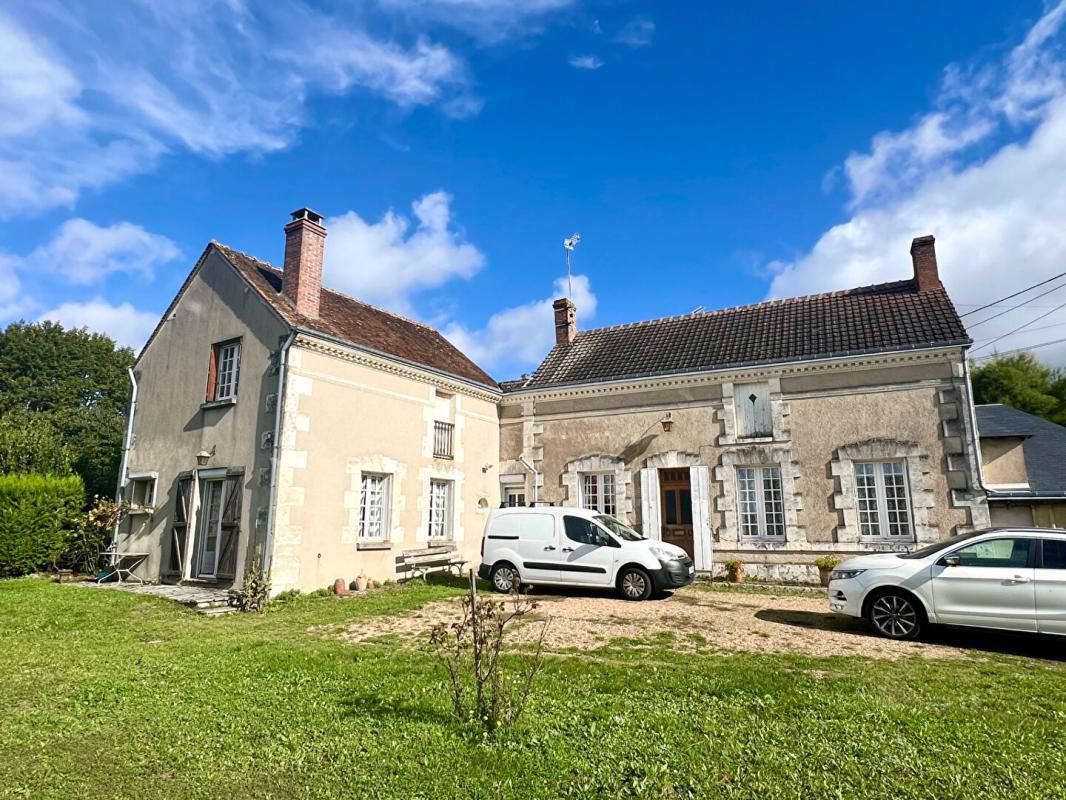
left=973, top=319, right=1066, bottom=343
left=970, top=298, right=1066, bottom=354
left=960, top=269, right=1066, bottom=317
left=965, top=280, right=1066, bottom=329
left=971, top=335, right=1066, bottom=361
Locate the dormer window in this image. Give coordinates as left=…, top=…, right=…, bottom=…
left=735, top=382, right=771, bottom=438
left=207, top=339, right=241, bottom=402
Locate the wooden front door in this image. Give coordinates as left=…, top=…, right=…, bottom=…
left=659, top=469, right=694, bottom=559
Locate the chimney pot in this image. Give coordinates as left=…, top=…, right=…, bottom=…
left=552, top=297, right=577, bottom=346
left=910, top=234, right=941, bottom=292
left=283, top=207, right=326, bottom=318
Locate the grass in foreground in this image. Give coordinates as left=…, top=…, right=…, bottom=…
left=1, top=578, right=1064, bottom=799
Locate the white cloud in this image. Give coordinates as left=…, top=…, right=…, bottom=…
left=0, top=2, right=480, bottom=218
left=770, top=1, right=1066, bottom=364
left=615, top=17, right=655, bottom=48
left=378, top=0, right=575, bottom=43
left=443, top=274, right=597, bottom=371
left=24, top=219, right=181, bottom=285
left=569, top=55, right=605, bottom=70
left=39, top=299, right=159, bottom=351
left=325, top=192, right=485, bottom=314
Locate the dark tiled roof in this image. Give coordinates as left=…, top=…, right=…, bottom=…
left=520, top=279, right=969, bottom=390
left=497, top=379, right=528, bottom=393
left=214, top=244, right=498, bottom=389
left=976, top=404, right=1066, bottom=496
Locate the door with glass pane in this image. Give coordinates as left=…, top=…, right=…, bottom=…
left=659, top=469, right=694, bottom=559
left=197, top=478, right=226, bottom=579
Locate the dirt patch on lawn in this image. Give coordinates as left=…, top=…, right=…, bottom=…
left=325, top=586, right=967, bottom=661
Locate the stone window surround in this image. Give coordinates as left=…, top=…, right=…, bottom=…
left=561, top=455, right=631, bottom=518
left=715, top=444, right=804, bottom=548
left=417, top=464, right=465, bottom=543
left=831, top=438, right=938, bottom=545
left=343, top=456, right=406, bottom=547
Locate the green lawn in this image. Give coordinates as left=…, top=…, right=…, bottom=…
left=1, top=578, right=1064, bottom=799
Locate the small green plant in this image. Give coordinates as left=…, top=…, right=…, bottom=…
left=814, top=555, right=841, bottom=572
left=429, top=587, right=548, bottom=737
left=723, top=558, right=744, bottom=582
left=230, top=553, right=271, bottom=613
left=63, top=495, right=129, bottom=575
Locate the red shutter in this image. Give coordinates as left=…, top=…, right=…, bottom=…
left=206, top=344, right=218, bottom=401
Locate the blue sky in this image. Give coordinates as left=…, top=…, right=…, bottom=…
left=3, top=1, right=1066, bottom=378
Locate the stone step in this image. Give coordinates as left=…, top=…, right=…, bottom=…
left=196, top=605, right=237, bottom=616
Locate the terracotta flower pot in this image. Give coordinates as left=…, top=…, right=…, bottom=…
left=726, top=567, right=744, bottom=584
left=819, top=567, right=833, bottom=587
left=333, top=578, right=347, bottom=595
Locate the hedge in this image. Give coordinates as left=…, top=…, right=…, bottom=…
left=0, top=474, right=85, bottom=578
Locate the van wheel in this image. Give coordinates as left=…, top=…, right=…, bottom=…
left=618, top=567, right=653, bottom=601
left=489, top=563, right=519, bottom=594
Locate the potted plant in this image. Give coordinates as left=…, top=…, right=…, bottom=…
left=724, top=558, right=744, bottom=584
left=815, top=555, right=840, bottom=587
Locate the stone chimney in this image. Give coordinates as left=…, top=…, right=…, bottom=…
left=282, top=208, right=326, bottom=318
left=552, top=297, right=577, bottom=346
left=910, top=234, right=942, bottom=292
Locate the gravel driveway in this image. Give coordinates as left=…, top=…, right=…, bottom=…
left=331, top=584, right=970, bottom=661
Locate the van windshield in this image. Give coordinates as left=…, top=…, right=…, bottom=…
left=595, top=515, right=645, bottom=541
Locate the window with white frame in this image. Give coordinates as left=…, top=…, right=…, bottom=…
left=428, top=479, right=453, bottom=538
left=358, top=472, right=391, bottom=540
left=855, top=461, right=913, bottom=539
left=737, top=466, right=785, bottom=538
left=581, top=473, right=616, bottom=515
left=127, top=475, right=156, bottom=511
left=209, top=339, right=241, bottom=402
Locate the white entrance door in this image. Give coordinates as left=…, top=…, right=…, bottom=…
left=930, top=536, right=1037, bottom=632
left=197, top=478, right=226, bottom=579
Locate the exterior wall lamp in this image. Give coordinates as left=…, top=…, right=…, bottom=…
left=660, top=413, right=674, bottom=433
left=196, top=446, right=215, bottom=467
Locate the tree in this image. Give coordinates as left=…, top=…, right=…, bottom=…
left=0, top=412, right=73, bottom=476
left=0, top=322, right=134, bottom=499
left=970, top=353, right=1066, bottom=425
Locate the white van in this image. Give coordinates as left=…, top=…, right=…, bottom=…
left=477, top=506, right=695, bottom=601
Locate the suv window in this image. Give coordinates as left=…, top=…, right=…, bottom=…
left=1042, top=539, right=1066, bottom=569
left=951, top=538, right=1032, bottom=568
left=564, top=515, right=609, bottom=546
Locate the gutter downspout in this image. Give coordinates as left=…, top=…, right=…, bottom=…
left=112, top=367, right=138, bottom=545
left=262, top=331, right=296, bottom=574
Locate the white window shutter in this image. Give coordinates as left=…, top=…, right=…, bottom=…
left=689, top=465, right=712, bottom=570
left=640, top=468, right=661, bottom=541
left=735, top=382, right=771, bottom=437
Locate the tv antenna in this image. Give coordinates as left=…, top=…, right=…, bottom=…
left=563, top=233, right=581, bottom=299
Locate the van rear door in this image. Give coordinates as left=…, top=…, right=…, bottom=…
left=491, top=512, right=560, bottom=584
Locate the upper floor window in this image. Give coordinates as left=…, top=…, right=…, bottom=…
left=737, top=466, right=784, bottom=538
left=855, top=461, right=912, bottom=539
left=126, top=473, right=156, bottom=512
left=581, top=473, right=616, bottom=516
left=735, top=382, right=772, bottom=438
left=207, top=339, right=241, bottom=402
left=433, top=390, right=455, bottom=459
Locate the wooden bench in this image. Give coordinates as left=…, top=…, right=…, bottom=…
left=395, top=546, right=467, bottom=581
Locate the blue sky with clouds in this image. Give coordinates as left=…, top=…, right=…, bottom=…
left=2, top=1, right=1066, bottom=378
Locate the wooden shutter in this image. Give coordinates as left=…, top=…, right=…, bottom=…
left=735, top=382, right=771, bottom=437
left=689, top=465, right=712, bottom=571
left=639, top=468, right=661, bottom=541
left=168, top=476, right=192, bottom=575
left=205, top=344, right=218, bottom=401
left=215, top=473, right=243, bottom=579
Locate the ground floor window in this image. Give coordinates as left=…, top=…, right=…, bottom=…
left=737, top=466, right=784, bottom=538
left=358, top=472, right=391, bottom=540
left=428, top=479, right=453, bottom=538
left=581, top=472, right=616, bottom=515
left=855, top=461, right=912, bottom=539
left=503, top=486, right=526, bottom=507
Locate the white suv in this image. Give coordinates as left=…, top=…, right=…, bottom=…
left=477, top=506, right=694, bottom=601
left=828, top=527, right=1066, bottom=639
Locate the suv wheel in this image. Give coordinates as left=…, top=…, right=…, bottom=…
left=868, top=591, right=923, bottom=640
left=618, top=567, right=653, bottom=601
left=489, top=563, right=519, bottom=594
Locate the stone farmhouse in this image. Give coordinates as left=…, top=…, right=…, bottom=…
left=115, top=210, right=989, bottom=589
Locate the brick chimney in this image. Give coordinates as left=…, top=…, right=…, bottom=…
left=910, top=234, right=942, bottom=292
left=282, top=208, right=326, bottom=318
left=552, top=297, right=577, bottom=346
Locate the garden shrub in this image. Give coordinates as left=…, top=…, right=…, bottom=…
left=0, top=473, right=84, bottom=577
